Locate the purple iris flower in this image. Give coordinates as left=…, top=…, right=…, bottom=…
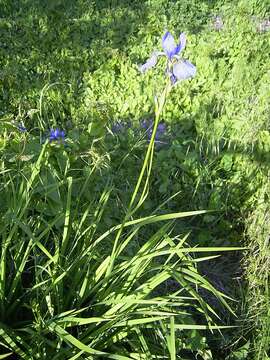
left=157, top=122, right=166, bottom=133
left=162, top=31, right=186, bottom=60
left=49, top=128, right=65, bottom=142
left=139, top=31, right=196, bottom=85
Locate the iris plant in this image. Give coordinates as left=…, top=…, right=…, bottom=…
left=130, top=31, right=197, bottom=211
left=108, top=31, right=197, bottom=274
left=139, top=31, right=196, bottom=84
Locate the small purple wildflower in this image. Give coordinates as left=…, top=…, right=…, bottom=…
left=139, top=31, right=196, bottom=85
left=212, top=16, right=224, bottom=31
left=18, top=124, right=27, bottom=132
left=111, top=121, right=125, bottom=133
left=157, top=122, right=166, bottom=133
left=141, top=119, right=166, bottom=142
left=141, top=119, right=150, bottom=130
left=251, top=16, right=270, bottom=33
left=49, top=128, right=65, bottom=142
left=155, top=122, right=167, bottom=141
left=111, top=121, right=131, bottom=134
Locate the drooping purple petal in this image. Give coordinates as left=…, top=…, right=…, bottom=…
left=162, top=31, right=177, bottom=59
left=138, top=52, right=159, bottom=73
left=111, top=121, right=132, bottom=134
left=172, top=60, right=196, bottom=82
left=112, top=122, right=124, bottom=133
left=49, top=129, right=56, bottom=140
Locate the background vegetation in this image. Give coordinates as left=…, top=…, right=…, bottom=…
left=0, top=0, right=269, bottom=358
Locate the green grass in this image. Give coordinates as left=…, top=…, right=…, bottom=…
left=244, top=188, right=270, bottom=360
left=1, top=0, right=270, bottom=358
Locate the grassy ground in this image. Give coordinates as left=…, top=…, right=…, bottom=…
left=1, top=0, right=270, bottom=358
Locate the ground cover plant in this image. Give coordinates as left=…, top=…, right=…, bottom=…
left=1, top=0, right=270, bottom=358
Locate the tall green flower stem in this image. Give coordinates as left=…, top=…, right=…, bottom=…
left=106, top=79, right=172, bottom=277
left=129, top=79, right=172, bottom=211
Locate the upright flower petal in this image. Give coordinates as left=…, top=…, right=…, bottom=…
left=162, top=31, right=177, bottom=59
left=179, top=33, right=187, bottom=52
left=173, top=33, right=186, bottom=57
left=138, top=52, right=159, bottom=73
left=172, top=60, right=196, bottom=82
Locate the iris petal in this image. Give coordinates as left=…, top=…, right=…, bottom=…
left=138, top=52, right=158, bottom=73
left=173, top=33, right=187, bottom=57
left=172, top=60, right=196, bottom=81
left=162, top=31, right=176, bottom=59
left=179, top=32, right=187, bottom=52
